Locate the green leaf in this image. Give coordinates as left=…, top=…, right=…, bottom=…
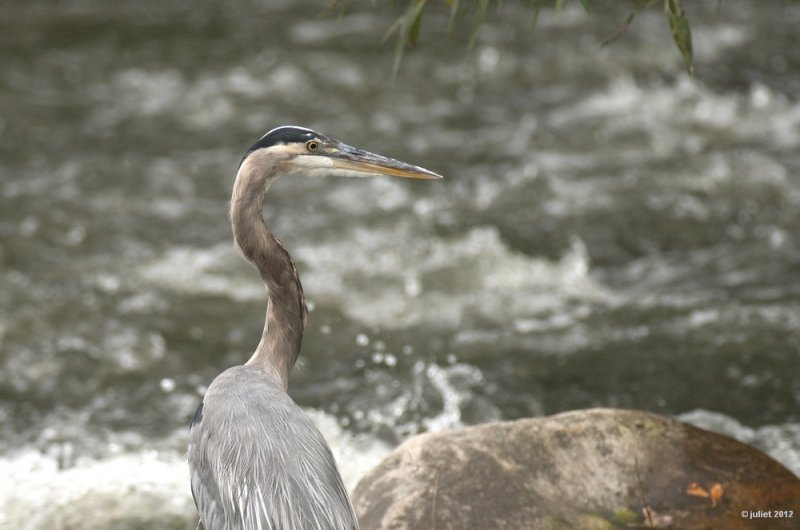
left=602, top=0, right=657, bottom=48
left=448, top=0, right=460, bottom=32
left=389, top=0, right=428, bottom=76
left=408, top=1, right=426, bottom=46
left=665, top=0, right=694, bottom=75
left=467, top=0, right=490, bottom=48
left=529, top=0, right=546, bottom=29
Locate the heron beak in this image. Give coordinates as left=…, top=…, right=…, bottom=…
left=324, top=143, right=443, bottom=180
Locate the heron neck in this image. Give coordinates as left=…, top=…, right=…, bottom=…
left=230, top=158, right=306, bottom=390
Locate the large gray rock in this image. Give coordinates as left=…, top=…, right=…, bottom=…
left=353, top=408, right=800, bottom=530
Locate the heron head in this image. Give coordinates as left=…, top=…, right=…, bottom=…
left=239, top=126, right=443, bottom=181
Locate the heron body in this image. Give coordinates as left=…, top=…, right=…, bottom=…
left=188, top=126, right=441, bottom=530
left=189, top=366, right=354, bottom=530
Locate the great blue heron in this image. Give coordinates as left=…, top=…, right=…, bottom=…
left=188, top=126, right=442, bottom=530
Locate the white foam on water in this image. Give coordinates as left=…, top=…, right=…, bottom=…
left=91, top=57, right=376, bottom=134
left=350, top=357, right=504, bottom=440
left=295, top=222, right=614, bottom=329
left=0, top=450, right=194, bottom=530
left=137, top=243, right=259, bottom=302
left=91, top=67, right=248, bottom=131
left=0, top=408, right=388, bottom=530
left=680, top=409, right=800, bottom=477
left=303, top=409, right=392, bottom=490
left=550, top=75, right=800, bottom=157
left=422, top=362, right=501, bottom=432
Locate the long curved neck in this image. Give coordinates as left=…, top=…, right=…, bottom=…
left=231, top=151, right=307, bottom=390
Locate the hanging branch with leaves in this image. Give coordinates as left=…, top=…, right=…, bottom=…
left=331, top=0, right=696, bottom=75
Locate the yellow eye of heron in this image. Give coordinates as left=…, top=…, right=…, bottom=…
left=306, top=140, right=319, bottom=151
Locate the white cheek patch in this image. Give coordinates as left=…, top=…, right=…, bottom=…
left=291, top=155, right=377, bottom=178
left=290, top=155, right=334, bottom=171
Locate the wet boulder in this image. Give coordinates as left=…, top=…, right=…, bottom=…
left=353, top=408, right=800, bottom=530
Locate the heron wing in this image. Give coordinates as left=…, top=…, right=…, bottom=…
left=189, top=402, right=230, bottom=530
left=188, top=366, right=358, bottom=530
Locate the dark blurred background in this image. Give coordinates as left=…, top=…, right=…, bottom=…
left=1, top=1, right=798, bottom=528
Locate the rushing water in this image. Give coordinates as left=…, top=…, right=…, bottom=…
left=1, top=1, right=799, bottom=528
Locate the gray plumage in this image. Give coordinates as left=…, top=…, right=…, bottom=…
left=188, top=126, right=441, bottom=530
left=189, top=366, right=355, bottom=530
